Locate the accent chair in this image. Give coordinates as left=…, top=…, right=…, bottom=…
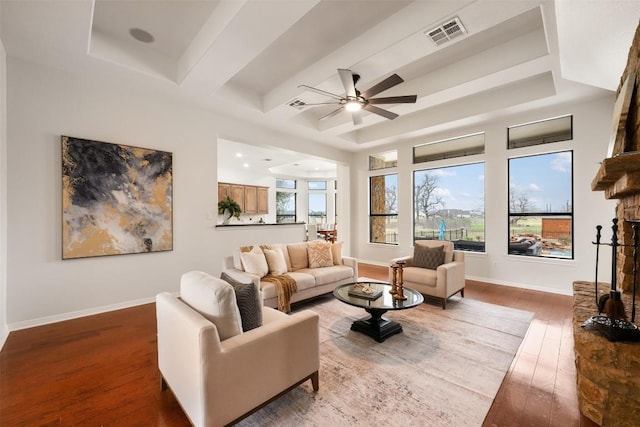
left=156, top=272, right=320, bottom=427
left=389, top=239, right=465, bottom=309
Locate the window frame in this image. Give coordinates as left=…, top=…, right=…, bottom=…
left=507, top=150, right=574, bottom=259
left=369, top=173, right=398, bottom=245
left=412, top=162, right=486, bottom=252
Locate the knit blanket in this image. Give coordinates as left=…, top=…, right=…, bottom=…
left=262, top=274, right=298, bottom=313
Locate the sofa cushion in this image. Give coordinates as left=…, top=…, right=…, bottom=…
left=403, top=266, right=437, bottom=288
left=298, top=265, right=354, bottom=286
left=240, top=246, right=269, bottom=277
left=265, top=243, right=292, bottom=272
left=220, top=272, right=263, bottom=332
left=331, top=241, right=343, bottom=265
left=260, top=272, right=316, bottom=299
left=287, top=242, right=309, bottom=270
left=413, top=244, right=445, bottom=270
left=264, top=248, right=288, bottom=275
left=180, top=271, right=243, bottom=340
left=307, top=240, right=333, bottom=268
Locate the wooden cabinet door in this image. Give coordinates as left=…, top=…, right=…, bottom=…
left=257, top=187, right=268, bottom=214
left=244, top=186, right=257, bottom=213
left=218, top=183, right=230, bottom=201
left=230, top=185, right=245, bottom=212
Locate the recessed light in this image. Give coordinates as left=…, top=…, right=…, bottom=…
left=236, top=153, right=243, bottom=158
left=243, top=163, right=249, bottom=168
left=129, top=28, right=155, bottom=44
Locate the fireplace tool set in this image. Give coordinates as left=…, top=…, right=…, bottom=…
left=582, top=218, right=640, bottom=342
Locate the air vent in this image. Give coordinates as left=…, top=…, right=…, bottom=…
left=426, top=17, right=466, bottom=46
left=287, top=99, right=307, bottom=110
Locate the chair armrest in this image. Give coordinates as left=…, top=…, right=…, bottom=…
left=342, top=256, right=359, bottom=280
left=206, top=309, right=320, bottom=424
left=435, top=261, right=466, bottom=295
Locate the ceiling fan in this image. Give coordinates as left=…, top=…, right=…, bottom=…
left=298, top=69, right=417, bottom=125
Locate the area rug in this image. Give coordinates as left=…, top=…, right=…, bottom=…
left=237, top=293, right=534, bottom=427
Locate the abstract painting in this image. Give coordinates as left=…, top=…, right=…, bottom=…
left=62, top=136, right=173, bottom=259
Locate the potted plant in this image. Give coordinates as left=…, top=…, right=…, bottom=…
left=218, top=196, right=242, bottom=224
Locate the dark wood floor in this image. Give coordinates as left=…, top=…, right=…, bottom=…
left=0, top=263, right=597, bottom=426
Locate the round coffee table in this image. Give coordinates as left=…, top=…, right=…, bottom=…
left=333, top=281, right=424, bottom=342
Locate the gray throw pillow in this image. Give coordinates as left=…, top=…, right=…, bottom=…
left=413, top=244, right=445, bottom=270
left=220, top=272, right=263, bottom=332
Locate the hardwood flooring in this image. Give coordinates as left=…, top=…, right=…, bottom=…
left=0, top=263, right=597, bottom=426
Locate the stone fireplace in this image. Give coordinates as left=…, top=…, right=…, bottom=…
left=572, top=21, right=640, bottom=427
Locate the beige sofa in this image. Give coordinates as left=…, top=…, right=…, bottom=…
left=156, top=272, right=320, bottom=427
left=222, top=241, right=358, bottom=309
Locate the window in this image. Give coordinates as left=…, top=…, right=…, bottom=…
left=276, top=192, right=296, bottom=223
left=308, top=181, right=327, bottom=190
left=276, top=178, right=296, bottom=189
left=369, top=174, right=398, bottom=244
left=308, top=193, right=327, bottom=225
left=414, top=133, right=484, bottom=163
left=508, top=151, right=573, bottom=258
left=508, top=115, right=572, bottom=149
left=369, top=150, right=397, bottom=170
left=413, top=163, right=485, bottom=251
left=276, top=178, right=296, bottom=223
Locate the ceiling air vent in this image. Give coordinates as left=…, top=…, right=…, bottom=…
left=287, top=98, right=307, bottom=110
left=426, top=17, right=466, bottom=46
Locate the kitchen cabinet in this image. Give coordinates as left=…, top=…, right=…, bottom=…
left=257, top=187, right=268, bottom=214
left=218, top=182, right=268, bottom=214
left=244, top=186, right=257, bottom=214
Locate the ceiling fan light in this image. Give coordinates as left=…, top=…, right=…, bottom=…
left=345, top=100, right=362, bottom=112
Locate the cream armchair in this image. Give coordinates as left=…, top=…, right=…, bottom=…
left=389, top=240, right=465, bottom=309
left=156, top=276, right=320, bottom=427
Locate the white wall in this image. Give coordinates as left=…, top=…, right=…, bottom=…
left=352, top=96, right=617, bottom=295
left=4, top=57, right=351, bottom=329
left=0, top=16, right=8, bottom=348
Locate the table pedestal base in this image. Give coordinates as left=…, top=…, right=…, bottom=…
left=351, top=308, right=402, bottom=342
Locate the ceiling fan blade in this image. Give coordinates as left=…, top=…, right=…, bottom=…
left=362, top=74, right=404, bottom=98
left=352, top=110, right=363, bottom=126
left=368, top=95, right=417, bottom=105
left=364, top=104, right=399, bottom=120
left=298, top=84, right=343, bottom=100
left=319, top=106, right=344, bottom=121
left=338, top=69, right=357, bottom=98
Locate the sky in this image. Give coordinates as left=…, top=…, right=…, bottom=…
left=410, top=152, right=572, bottom=214
left=508, top=152, right=572, bottom=212
left=414, top=162, right=485, bottom=212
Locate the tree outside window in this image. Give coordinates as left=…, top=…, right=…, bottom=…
left=276, top=191, right=296, bottom=223
left=413, top=163, right=485, bottom=251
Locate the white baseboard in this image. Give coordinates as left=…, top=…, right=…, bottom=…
left=8, top=296, right=157, bottom=332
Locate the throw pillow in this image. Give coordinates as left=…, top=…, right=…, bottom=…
left=287, top=242, right=309, bottom=270
left=180, top=271, right=243, bottom=341
left=240, top=245, right=269, bottom=277
left=413, top=244, right=445, bottom=270
left=331, top=241, right=343, bottom=265
left=220, top=272, right=263, bottom=332
left=307, top=240, right=334, bottom=268
left=264, top=248, right=288, bottom=275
